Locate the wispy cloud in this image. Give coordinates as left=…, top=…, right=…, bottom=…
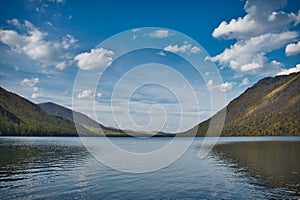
left=239, top=77, right=249, bottom=86
left=77, top=89, right=92, bottom=99
left=164, top=41, right=201, bottom=55
left=148, top=29, right=171, bottom=38
left=157, top=51, right=166, bottom=56
left=206, top=79, right=213, bottom=87
left=48, top=0, right=65, bottom=3
left=21, top=77, right=39, bottom=87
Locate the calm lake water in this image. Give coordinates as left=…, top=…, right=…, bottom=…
left=0, top=137, right=299, bottom=199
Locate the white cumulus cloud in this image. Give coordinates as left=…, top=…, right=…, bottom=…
left=209, top=31, right=297, bottom=75
left=277, top=64, right=300, bottom=75
left=285, top=41, right=300, bottom=56
left=206, top=80, right=234, bottom=92
left=217, top=82, right=234, bottom=92
left=0, top=19, right=77, bottom=70
left=77, top=89, right=92, bottom=99
left=74, top=48, right=114, bottom=70
left=212, top=0, right=300, bottom=39
left=210, top=0, right=300, bottom=76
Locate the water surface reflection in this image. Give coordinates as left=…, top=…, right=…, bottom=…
left=1, top=137, right=299, bottom=199
left=212, top=141, right=300, bottom=197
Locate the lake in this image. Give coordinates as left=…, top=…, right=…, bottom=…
left=0, top=137, right=299, bottom=199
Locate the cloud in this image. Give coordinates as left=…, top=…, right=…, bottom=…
left=239, top=78, right=250, bottom=86
left=0, top=19, right=77, bottom=70
left=157, top=51, right=166, bottom=56
left=212, top=0, right=300, bottom=39
left=210, top=0, right=300, bottom=76
left=190, top=46, right=201, bottom=54
left=31, top=93, right=43, bottom=99
left=132, top=28, right=139, bottom=33
left=7, top=19, right=21, bottom=27
left=62, top=34, right=77, bottom=49
left=74, top=48, right=114, bottom=70
left=14, top=66, right=20, bottom=72
left=48, top=0, right=65, bottom=3
left=33, top=86, right=39, bottom=92
left=217, top=82, right=234, bottom=92
left=206, top=80, right=234, bottom=92
left=148, top=29, right=171, bottom=38
left=285, top=41, right=300, bottom=56
left=131, top=34, right=137, bottom=40
left=164, top=42, right=201, bottom=55
left=276, top=64, right=300, bottom=75
left=207, top=79, right=213, bottom=87
left=209, top=31, right=298, bottom=75
left=77, top=89, right=92, bottom=99
left=21, top=77, right=39, bottom=87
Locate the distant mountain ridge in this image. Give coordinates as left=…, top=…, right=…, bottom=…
left=39, top=102, right=128, bottom=136
left=39, top=102, right=100, bottom=128
left=39, top=102, right=171, bottom=137
left=187, top=72, right=300, bottom=136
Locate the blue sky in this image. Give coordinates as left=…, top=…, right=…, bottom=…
left=0, top=0, right=300, bottom=132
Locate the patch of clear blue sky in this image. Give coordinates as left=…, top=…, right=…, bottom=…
left=0, top=0, right=244, bottom=54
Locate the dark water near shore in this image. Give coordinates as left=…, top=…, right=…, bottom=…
left=0, top=137, right=299, bottom=199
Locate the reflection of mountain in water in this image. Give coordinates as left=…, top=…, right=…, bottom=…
left=212, top=141, right=300, bottom=198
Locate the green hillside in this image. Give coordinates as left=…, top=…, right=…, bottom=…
left=190, top=72, right=300, bottom=136
left=0, top=87, right=79, bottom=136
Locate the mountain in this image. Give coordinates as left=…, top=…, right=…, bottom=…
left=39, top=102, right=127, bottom=136
left=38, top=102, right=171, bottom=136
left=187, top=72, right=300, bottom=136
left=39, top=102, right=101, bottom=128
left=0, top=87, right=127, bottom=136
left=0, top=87, right=79, bottom=136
